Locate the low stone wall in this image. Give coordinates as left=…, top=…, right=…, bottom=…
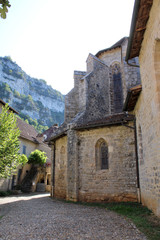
left=77, top=125, right=138, bottom=202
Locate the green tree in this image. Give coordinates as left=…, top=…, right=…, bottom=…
left=0, top=0, right=11, bottom=19
left=0, top=104, right=25, bottom=178
left=28, top=150, right=47, bottom=165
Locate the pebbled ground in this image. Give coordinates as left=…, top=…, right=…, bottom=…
left=0, top=193, right=147, bottom=240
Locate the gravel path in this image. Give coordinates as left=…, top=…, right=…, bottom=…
left=0, top=193, right=147, bottom=240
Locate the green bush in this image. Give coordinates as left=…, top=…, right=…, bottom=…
left=0, top=190, right=13, bottom=197
left=20, top=154, right=28, bottom=165
left=28, top=150, right=47, bottom=165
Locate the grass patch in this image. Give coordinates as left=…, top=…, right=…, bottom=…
left=105, top=202, right=160, bottom=240
left=63, top=200, right=160, bottom=240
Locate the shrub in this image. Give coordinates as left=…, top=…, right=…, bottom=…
left=20, top=154, right=28, bottom=165
left=0, top=190, right=13, bottom=197
left=28, top=150, right=47, bottom=165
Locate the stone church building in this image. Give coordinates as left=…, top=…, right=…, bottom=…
left=49, top=37, right=141, bottom=203
left=49, top=0, right=160, bottom=218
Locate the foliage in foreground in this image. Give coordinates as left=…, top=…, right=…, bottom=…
left=0, top=190, right=14, bottom=197
left=0, top=0, right=11, bottom=19
left=28, top=149, right=47, bottom=165
left=0, top=104, right=27, bottom=178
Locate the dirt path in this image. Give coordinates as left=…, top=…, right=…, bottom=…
left=0, top=193, right=147, bottom=240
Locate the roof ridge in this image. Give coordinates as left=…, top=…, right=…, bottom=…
left=95, top=37, right=128, bottom=57
left=87, top=53, right=108, bottom=67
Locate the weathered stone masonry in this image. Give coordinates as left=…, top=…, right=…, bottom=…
left=50, top=37, right=141, bottom=203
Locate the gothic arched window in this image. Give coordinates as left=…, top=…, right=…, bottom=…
left=112, top=63, right=123, bottom=113
left=95, top=138, right=108, bottom=170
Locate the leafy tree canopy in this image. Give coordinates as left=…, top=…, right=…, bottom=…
left=0, top=104, right=27, bottom=178
left=28, top=149, right=47, bottom=165
left=0, top=0, right=11, bottom=19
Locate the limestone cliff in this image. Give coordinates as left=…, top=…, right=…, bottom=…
left=0, top=56, right=64, bottom=129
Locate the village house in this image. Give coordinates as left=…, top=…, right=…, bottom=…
left=0, top=99, right=52, bottom=192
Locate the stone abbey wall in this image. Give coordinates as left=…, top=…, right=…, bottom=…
left=54, top=136, right=67, bottom=199
left=133, top=0, right=160, bottom=216
left=98, top=39, right=141, bottom=104
left=77, top=125, right=137, bottom=202
left=65, top=71, right=86, bottom=123
left=52, top=37, right=141, bottom=203
left=53, top=123, right=138, bottom=202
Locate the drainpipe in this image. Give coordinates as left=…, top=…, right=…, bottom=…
left=50, top=142, right=55, bottom=198
left=121, top=114, right=141, bottom=203
left=134, top=117, right=141, bottom=203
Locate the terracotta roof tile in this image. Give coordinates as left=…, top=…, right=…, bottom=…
left=16, top=117, right=38, bottom=143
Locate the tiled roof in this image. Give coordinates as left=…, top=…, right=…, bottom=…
left=38, top=125, right=59, bottom=142
left=16, top=117, right=39, bottom=143
left=123, top=85, right=142, bottom=111
left=49, top=122, right=67, bottom=142
left=73, top=112, right=134, bottom=130
left=126, top=0, right=153, bottom=60
left=95, top=37, right=128, bottom=58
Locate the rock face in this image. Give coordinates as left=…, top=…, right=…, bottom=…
left=0, top=56, right=64, bottom=126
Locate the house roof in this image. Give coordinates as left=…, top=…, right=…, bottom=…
left=0, top=98, right=19, bottom=114
left=123, top=85, right=142, bottom=111
left=73, top=112, right=134, bottom=130
left=95, top=37, right=128, bottom=58
left=49, top=122, right=67, bottom=142
left=38, top=124, right=59, bottom=142
left=126, top=0, right=153, bottom=60
left=16, top=117, right=39, bottom=143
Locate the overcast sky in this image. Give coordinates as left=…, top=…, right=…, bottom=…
left=0, top=0, right=134, bottom=94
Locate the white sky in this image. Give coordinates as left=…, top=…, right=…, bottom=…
left=0, top=0, right=134, bottom=95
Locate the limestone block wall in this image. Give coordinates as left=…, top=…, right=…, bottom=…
left=65, top=71, right=86, bottom=123
left=133, top=0, right=160, bottom=217
left=19, top=163, right=32, bottom=183
left=37, top=141, right=51, bottom=164
left=54, top=136, right=67, bottom=199
left=66, top=129, right=79, bottom=201
left=77, top=125, right=137, bottom=202
left=65, top=89, right=78, bottom=123
left=19, top=138, right=37, bottom=157
left=98, top=40, right=141, bottom=103
left=0, top=178, right=11, bottom=191
left=121, top=40, right=141, bottom=100
left=98, top=48, right=121, bottom=66
left=84, top=59, right=110, bottom=120
left=74, top=71, right=87, bottom=113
